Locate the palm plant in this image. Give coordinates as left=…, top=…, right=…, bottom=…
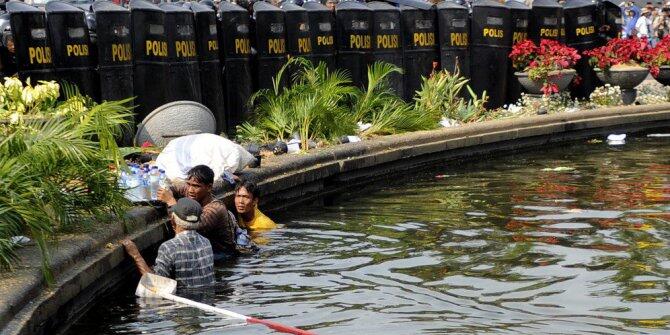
left=354, top=62, right=441, bottom=137
left=241, top=58, right=357, bottom=149
left=414, top=69, right=489, bottom=124
left=0, top=79, right=131, bottom=282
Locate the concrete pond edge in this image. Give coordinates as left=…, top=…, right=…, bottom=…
left=2, top=103, right=670, bottom=335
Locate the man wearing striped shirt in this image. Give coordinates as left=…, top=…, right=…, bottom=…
left=158, top=165, right=239, bottom=256
left=122, top=197, right=215, bottom=288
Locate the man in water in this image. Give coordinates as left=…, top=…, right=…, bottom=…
left=234, top=180, right=277, bottom=230
left=158, top=165, right=239, bottom=256
left=122, top=197, right=215, bottom=288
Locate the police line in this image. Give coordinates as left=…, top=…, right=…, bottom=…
left=6, top=0, right=622, bottom=138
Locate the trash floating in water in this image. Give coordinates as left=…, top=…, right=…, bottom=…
left=435, top=174, right=449, bottom=179
left=647, top=133, right=670, bottom=137
left=606, top=134, right=626, bottom=145
left=587, top=139, right=603, bottom=144
left=541, top=166, right=575, bottom=172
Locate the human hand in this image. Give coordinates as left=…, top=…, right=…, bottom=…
left=157, top=187, right=177, bottom=206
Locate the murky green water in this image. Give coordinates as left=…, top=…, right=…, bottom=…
left=68, top=135, right=670, bottom=335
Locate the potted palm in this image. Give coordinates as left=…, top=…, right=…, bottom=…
left=509, top=39, right=580, bottom=96
left=584, top=37, right=652, bottom=104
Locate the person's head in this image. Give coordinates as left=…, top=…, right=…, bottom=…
left=171, top=197, right=203, bottom=232
left=326, top=0, right=336, bottom=11
left=664, top=6, right=670, bottom=14
left=643, top=7, right=652, bottom=16
left=185, top=165, right=214, bottom=203
left=234, top=180, right=261, bottom=215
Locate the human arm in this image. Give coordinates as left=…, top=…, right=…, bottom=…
left=157, top=183, right=187, bottom=207
left=121, top=240, right=153, bottom=275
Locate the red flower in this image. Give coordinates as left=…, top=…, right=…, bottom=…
left=584, top=37, right=652, bottom=71
left=509, top=39, right=580, bottom=96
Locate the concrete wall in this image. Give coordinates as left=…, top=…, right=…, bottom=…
left=2, top=104, right=670, bottom=335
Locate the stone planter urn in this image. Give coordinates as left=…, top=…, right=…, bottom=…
left=515, top=69, right=576, bottom=96
left=594, top=65, right=649, bottom=105
left=654, top=65, right=670, bottom=86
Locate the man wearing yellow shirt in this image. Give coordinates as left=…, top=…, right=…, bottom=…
left=234, top=180, right=277, bottom=230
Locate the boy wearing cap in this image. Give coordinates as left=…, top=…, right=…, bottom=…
left=122, top=197, right=215, bottom=288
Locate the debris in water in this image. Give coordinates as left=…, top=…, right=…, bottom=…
left=588, top=139, right=603, bottom=144
left=606, top=134, right=626, bottom=145
left=647, top=133, right=670, bottom=137
left=435, top=174, right=449, bottom=179
left=541, top=167, right=575, bottom=172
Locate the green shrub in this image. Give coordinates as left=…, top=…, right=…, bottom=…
left=414, top=69, right=489, bottom=123
left=0, top=79, right=131, bottom=282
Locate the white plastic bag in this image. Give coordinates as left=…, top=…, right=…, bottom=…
left=155, top=134, right=256, bottom=181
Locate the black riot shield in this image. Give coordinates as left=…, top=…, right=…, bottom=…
left=218, top=1, right=253, bottom=135
left=368, top=1, right=403, bottom=97
left=130, top=0, right=168, bottom=121
left=46, top=1, right=98, bottom=99
left=282, top=3, right=312, bottom=60
left=92, top=1, right=133, bottom=103
left=282, top=3, right=312, bottom=82
left=597, top=0, right=622, bottom=42
left=529, top=0, right=564, bottom=43
left=565, top=0, right=600, bottom=99
left=336, top=0, right=372, bottom=88
left=436, top=1, right=469, bottom=78
left=505, top=0, right=529, bottom=104
left=400, top=2, right=438, bottom=101
left=160, top=3, right=202, bottom=103
left=7, top=1, right=56, bottom=83
left=187, top=2, right=225, bottom=134
left=470, top=0, right=511, bottom=109
left=253, top=1, right=287, bottom=90
left=302, top=0, right=335, bottom=69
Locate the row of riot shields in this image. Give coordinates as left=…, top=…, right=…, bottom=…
left=7, top=0, right=623, bottom=138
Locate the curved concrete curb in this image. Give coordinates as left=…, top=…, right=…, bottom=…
left=1, top=104, right=670, bottom=335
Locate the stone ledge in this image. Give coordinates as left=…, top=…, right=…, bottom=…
left=2, top=104, right=670, bottom=335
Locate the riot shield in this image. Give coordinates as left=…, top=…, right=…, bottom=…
left=159, top=3, right=202, bottom=104
left=436, top=0, right=469, bottom=79
left=130, top=0, right=168, bottom=122
left=529, top=0, right=564, bottom=43
left=302, top=0, right=335, bottom=70
left=46, top=1, right=98, bottom=99
left=505, top=0, right=529, bottom=104
left=400, top=1, right=437, bottom=101
left=336, top=0, right=372, bottom=88
left=92, top=1, right=133, bottom=103
left=565, top=0, right=600, bottom=99
left=187, top=2, right=225, bottom=134
left=282, top=3, right=312, bottom=60
left=7, top=1, right=56, bottom=83
left=282, top=3, right=312, bottom=82
left=218, top=1, right=253, bottom=135
left=470, top=0, right=511, bottom=109
left=368, top=1, right=403, bottom=97
left=252, top=1, right=287, bottom=90
left=597, top=0, right=622, bottom=42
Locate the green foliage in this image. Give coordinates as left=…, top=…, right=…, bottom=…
left=353, top=62, right=440, bottom=137
left=414, top=69, right=489, bottom=123
left=238, top=59, right=455, bottom=147
left=240, top=58, right=357, bottom=149
left=0, top=79, right=131, bottom=282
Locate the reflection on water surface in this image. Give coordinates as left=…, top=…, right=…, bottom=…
left=69, top=136, right=670, bottom=334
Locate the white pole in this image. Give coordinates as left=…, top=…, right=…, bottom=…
left=157, top=291, right=250, bottom=320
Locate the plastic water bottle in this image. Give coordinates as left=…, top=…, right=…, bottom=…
left=149, top=166, right=160, bottom=200
left=141, top=172, right=150, bottom=200
left=158, top=170, right=169, bottom=190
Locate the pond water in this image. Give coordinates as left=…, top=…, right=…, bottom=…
left=68, top=134, right=670, bottom=335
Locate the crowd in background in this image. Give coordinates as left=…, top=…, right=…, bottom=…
left=622, top=1, right=670, bottom=43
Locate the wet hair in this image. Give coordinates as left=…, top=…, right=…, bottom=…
left=235, top=179, right=260, bottom=199
left=187, top=165, right=214, bottom=185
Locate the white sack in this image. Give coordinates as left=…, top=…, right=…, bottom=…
left=155, top=134, right=255, bottom=181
